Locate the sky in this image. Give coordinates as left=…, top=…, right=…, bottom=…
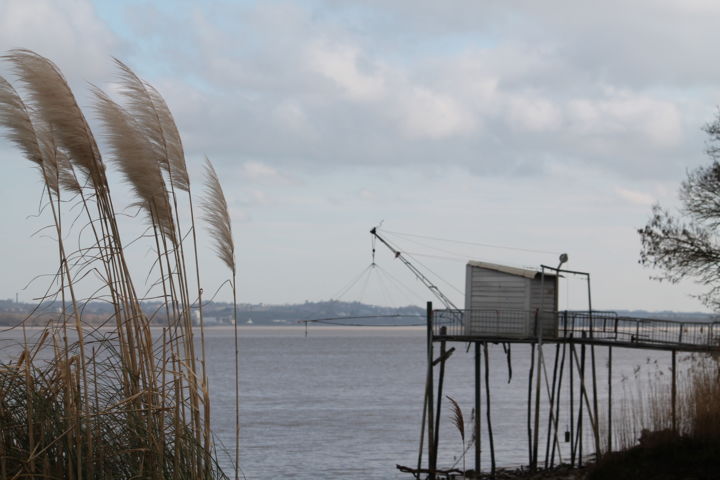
left=0, top=0, right=719, bottom=312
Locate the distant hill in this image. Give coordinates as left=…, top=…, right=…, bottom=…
left=0, top=299, right=425, bottom=326
left=0, top=298, right=715, bottom=326
left=613, top=309, right=717, bottom=322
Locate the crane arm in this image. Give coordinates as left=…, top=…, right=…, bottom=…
left=370, top=227, right=460, bottom=311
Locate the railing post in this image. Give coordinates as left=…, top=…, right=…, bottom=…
left=614, top=318, right=618, bottom=339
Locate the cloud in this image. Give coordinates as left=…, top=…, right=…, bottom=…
left=308, top=42, right=386, bottom=101
left=616, top=187, right=656, bottom=206
left=0, top=0, right=118, bottom=84
left=241, top=161, right=281, bottom=180
left=0, top=0, right=713, bottom=183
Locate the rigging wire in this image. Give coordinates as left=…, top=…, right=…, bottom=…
left=374, top=263, right=428, bottom=304
left=306, top=320, right=425, bottom=327
left=401, top=251, right=470, bottom=262
left=402, top=250, right=465, bottom=298
left=371, top=264, right=395, bottom=307
left=331, top=263, right=373, bottom=300
left=382, top=230, right=471, bottom=261
left=381, top=228, right=561, bottom=256
left=299, top=314, right=424, bottom=327
left=356, top=264, right=374, bottom=303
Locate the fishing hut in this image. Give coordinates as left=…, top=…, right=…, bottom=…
left=403, top=256, right=720, bottom=479
left=365, top=228, right=720, bottom=479
left=463, top=261, right=558, bottom=339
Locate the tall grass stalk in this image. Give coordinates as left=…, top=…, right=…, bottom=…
left=0, top=49, right=232, bottom=479
left=201, top=158, right=238, bottom=479
left=613, top=354, right=720, bottom=451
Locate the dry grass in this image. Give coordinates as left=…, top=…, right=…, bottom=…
left=612, top=354, right=720, bottom=451
left=0, top=49, right=234, bottom=479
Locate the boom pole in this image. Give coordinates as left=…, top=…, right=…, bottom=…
left=370, top=227, right=460, bottom=311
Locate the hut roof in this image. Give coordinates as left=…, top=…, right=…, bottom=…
left=467, top=260, right=558, bottom=279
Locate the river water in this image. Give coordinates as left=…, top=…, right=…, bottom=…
left=0, top=326, right=686, bottom=479
left=207, top=326, right=684, bottom=479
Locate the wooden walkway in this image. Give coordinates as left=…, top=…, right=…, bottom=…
left=432, top=309, right=720, bottom=352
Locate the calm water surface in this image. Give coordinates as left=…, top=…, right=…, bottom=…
left=206, top=327, right=683, bottom=479
left=1, top=326, right=684, bottom=479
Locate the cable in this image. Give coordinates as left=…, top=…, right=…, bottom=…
left=331, top=264, right=373, bottom=300
left=403, top=251, right=465, bottom=297
left=374, top=264, right=427, bottom=304
left=371, top=265, right=395, bottom=307
left=356, top=264, right=374, bottom=303
left=298, top=314, right=425, bottom=327
left=383, top=231, right=471, bottom=261
left=381, top=228, right=561, bottom=255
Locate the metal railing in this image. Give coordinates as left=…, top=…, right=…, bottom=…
left=433, top=309, right=720, bottom=351
left=433, top=309, right=558, bottom=340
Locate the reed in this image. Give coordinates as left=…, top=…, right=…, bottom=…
left=612, top=354, right=720, bottom=449
left=0, top=49, right=232, bottom=479
left=446, top=395, right=467, bottom=478
left=590, top=354, right=720, bottom=479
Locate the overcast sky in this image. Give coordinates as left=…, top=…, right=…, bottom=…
left=1, top=0, right=719, bottom=312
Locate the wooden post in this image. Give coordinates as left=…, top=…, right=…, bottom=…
left=532, top=269, right=548, bottom=470
left=426, top=302, right=436, bottom=479
left=569, top=342, right=575, bottom=467
left=607, top=346, right=612, bottom=454
left=417, top=380, right=428, bottom=474
left=550, top=342, right=567, bottom=468
left=576, top=341, right=586, bottom=468
left=590, top=345, right=600, bottom=459
left=484, top=343, right=496, bottom=477
left=586, top=274, right=601, bottom=460
left=434, top=336, right=447, bottom=454
left=527, top=342, right=535, bottom=466
left=672, top=349, right=677, bottom=434
left=475, top=341, right=482, bottom=475
left=544, top=343, right=561, bottom=468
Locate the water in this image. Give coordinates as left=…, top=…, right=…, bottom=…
left=0, top=326, right=685, bottom=479
left=205, top=327, right=684, bottom=479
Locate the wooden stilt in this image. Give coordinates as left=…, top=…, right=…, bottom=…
left=417, top=382, right=428, bottom=475
left=532, top=339, right=543, bottom=470
left=426, top=302, right=436, bottom=480
left=550, top=342, right=567, bottom=468
left=484, top=343, right=496, bottom=477
left=590, top=344, right=600, bottom=460
left=544, top=343, right=561, bottom=468
left=433, top=337, right=447, bottom=455
left=527, top=342, right=536, bottom=467
left=570, top=342, right=575, bottom=467
left=607, top=346, right=612, bottom=454
left=672, top=349, right=677, bottom=434
left=475, top=341, right=482, bottom=475
left=578, top=341, right=586, bottom=467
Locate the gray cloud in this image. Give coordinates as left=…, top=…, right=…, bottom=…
left=95, top=0, right=711, bottom=181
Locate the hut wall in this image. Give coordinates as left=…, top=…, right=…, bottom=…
left=464, top=265, right=533, bottom=338
left=463, top=263, right=559, bottom=339
left=530, top=275, right=558, bottom=339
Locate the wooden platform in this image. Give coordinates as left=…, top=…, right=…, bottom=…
left=432, top=309, right=720, bottom=353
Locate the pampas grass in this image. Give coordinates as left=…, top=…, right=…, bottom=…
left=201, top=157, right=239, bottom=479
left=447, top=395, right=467, bottom=478
left=0, top=49, right=234, bottom=479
